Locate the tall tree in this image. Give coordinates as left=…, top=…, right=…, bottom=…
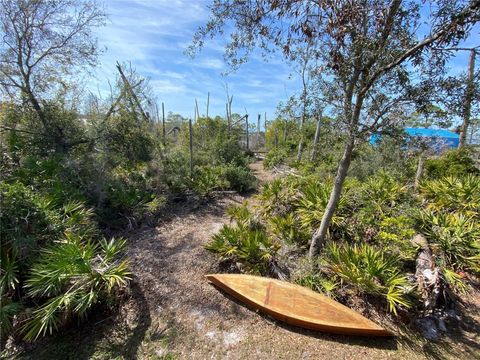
left=0, top=0, right=105, bottom=151
left=459, top=49, right=477, bottom=147
left=190, top=0, right=480, bottom=256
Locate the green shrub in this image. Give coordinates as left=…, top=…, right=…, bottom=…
left=22, top=235, right=131, bottom=340
left=223, top=164, right=257, bottom=193
left=255, top=177, right=298, bottom=217
left=0, top=181, right=62, bottom=257
left=295, top=177, right=349, bottom=235
left=191, top=165, right=225, bottom=197
left=358, top=171, right=409, bottom=218
left=295, top=272, right=339, bottom=297
left=205, top=224, right=280, bottom=275
left=376, top=215, right=418, bottom=261
left=102, top=165, right=166, bottom=227
left=264, top=148, right=288, bottom=169
left=0, top=297, right=22, bottom=335
left=419, top=175, right=480, bottom=216
left=161, top=150, right=192, bottom=193
left=418, top=210, right=480, bottom=272
left=425, top=148, right=479, bottom=179
left=324, top=242, right=413, bottom=314
left=268, top=213, right=309, bottom=246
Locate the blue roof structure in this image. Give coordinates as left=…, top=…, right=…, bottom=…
left=370, top=127, right=460, bottom=151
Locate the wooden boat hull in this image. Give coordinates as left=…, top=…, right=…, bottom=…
left=206, top=274, right=392, bottom=337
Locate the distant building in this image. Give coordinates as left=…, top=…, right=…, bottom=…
left=370, top=127, right=460, bottom=152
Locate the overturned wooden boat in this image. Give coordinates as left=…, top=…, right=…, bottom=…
left=206, top=274, right=392, bottom=337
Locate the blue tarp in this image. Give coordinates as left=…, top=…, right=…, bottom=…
left=370, top=127, right=460, bottom=150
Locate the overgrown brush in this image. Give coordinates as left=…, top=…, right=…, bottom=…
left=419, top=175, right=480, bottom=216
left=325, top=242, right=413, bottom=314
left=417, top=210, right=480, bottom=272
left=0, top=181, right=131, bottom=341
left=205, top=224, right=280, bottom=274
left=22, top=236, right=131, bottom=340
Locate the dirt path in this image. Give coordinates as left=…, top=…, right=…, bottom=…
left=114, top=161, right=437, bottom=359
left=18, top=160, right=479, bottom=360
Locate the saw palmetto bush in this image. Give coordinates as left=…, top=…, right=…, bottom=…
left=376, top=215, right=418, bottom=261
left=357, top=171, right=410, bottom=223
left=325, top=242, right=413, bottom=315
left=424, top=148, right=480, bottom=179
left=268, top=213, right=309, bottom=246
left=0, top=181, right=131, bottom=341
left=419, top=175, right=480, bottom=217
left=418, top=210, right=480, bottom=272
left=205, top=224, right=280, bottom=275
left=22, top=236, right=131, bottom=341
left=295, top=177, right=350, bottom=235
left=255, top=177, right=298, bottom=217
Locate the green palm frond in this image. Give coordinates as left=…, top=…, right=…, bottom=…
left=0, top=252, right=19, bottom=293
left=23, top=234, right=131, bottom=341
left=325, top=242, right=413, bottom=314
left=0, top=297, right=22, bottom=334
left=419, top=175, right=480, bottom=216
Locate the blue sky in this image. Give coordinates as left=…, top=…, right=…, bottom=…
left=90, top=0, right=300, bottom=121
left=89, top=0, right=478, bottom=121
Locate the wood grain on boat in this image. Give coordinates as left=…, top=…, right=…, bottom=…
left=206, top=273, right=393, bottom=337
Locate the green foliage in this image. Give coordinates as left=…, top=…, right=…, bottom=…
left=325, top=243, right=412, bottom=314
left=102, top=165, right=166, bottom=226
left=425, top=149, right=480, bottom=179
left=417, top=210, right=480, bottom=272
left=100, top=105, right=155, bottom=166
left=295, top=177, right=349, bottom=234
left=349, top=140, right=416, bottom=181
left=222, top=164, right=257, bottom=193
left=357, top=171, right=409, bottom=221
left=205, top=224, right=280, bottom=274
left=0, top=180, right=130, bottom=341
left=264, top=148, right=288, bottom=169
left=22, top=236, right=131, bottom=341
left=419, top=175, right=480, bottom=216
left=192, top=165, right=225, bottom=197
left=295, top=272, right=338, bottom=297
left=255, top=177, right=297, bottom=217
left=0, top=181, right=61, bottom=255
left=0, top=297, right=23, bottom=334
left=161, top=150, right=192, bottom=193
left=376, top=215, right=418, bottom=261
left=268, top=213, right=309, bottom=246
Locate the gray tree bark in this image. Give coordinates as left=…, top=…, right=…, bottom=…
left=414, top=152, right=425, bottom=190
left=310, top=111, right=322, bottom=161
left=309, top=135, right=355, bottom=256
left=459, top=49, right=476, bottom=148
left=189, top=118, right=193, bottom=177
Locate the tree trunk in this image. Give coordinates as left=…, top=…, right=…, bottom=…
left=309, top=136, right=355, bottom=256
left=264, top=112, right=267, bottom=134
left=226, top=103, right=231, bottom=136
left=162, top=102, right=166, bottom=145
left=116, top=62, right=149, bottom=122
left=257, top=113, right=261, bottom=149
left=459, top=49, right=476, bottom=149
left=206, top=92, right=210, bottom=119
left=296, top=113, right=305, bottom=161
left=414, top=152, right=425, bottom=190
left=246, top=114, right=249, bottom=150
left=189, top=118, right=193, bottom=177
left=310, top=111, right=322, bottom=161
